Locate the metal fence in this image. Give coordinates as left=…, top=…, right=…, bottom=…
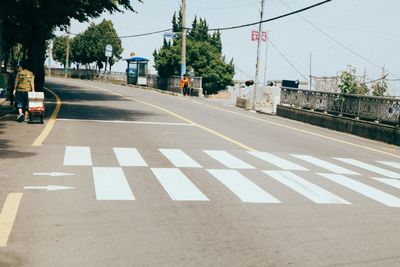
left=280, top=87, right=400, bottom=125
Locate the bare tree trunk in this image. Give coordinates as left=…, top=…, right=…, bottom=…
left=27, top=28, right=46, bottom=91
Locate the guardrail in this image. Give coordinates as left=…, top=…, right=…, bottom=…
left=280, top=87, right=400, bottom=126
left=46, top=69, right=203, bottom=96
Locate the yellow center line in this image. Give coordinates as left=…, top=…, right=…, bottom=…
left=81, top=83, right=256, bottom=151
left=0, top=193, right=23, bottom=247
left=186, top=98, right=400, bottom=159
left=32, top=87, right=62, bottom=147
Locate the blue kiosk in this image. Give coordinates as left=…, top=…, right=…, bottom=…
left=125, top=57, right=150, bottom=86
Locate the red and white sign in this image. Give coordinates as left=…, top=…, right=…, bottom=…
left=251, top=31, right=267, bottom=42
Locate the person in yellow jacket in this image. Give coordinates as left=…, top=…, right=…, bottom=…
left=180, top=74, right=190, bottom=96
left=13, top=62, right=35, bottom=122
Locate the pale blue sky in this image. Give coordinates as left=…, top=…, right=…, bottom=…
left=56, top=0, right=400, bottom=94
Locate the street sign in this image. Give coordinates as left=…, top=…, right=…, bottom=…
left=164, top=32, right=177, bottom=39
left=251, top=31, right=267, bottom=42
left=105, top=44, right=113, bottom=57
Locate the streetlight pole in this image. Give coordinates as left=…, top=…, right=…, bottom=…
left=181, top=0, right=187, bottom=77
left=252, top=0, right=265, bottom=111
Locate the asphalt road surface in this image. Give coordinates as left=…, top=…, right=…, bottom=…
left=1, top=77, right=400, bottom=266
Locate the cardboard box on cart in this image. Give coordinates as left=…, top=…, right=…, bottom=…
left=28, top=92, right=45, bottom=123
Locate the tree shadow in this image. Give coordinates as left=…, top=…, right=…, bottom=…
left=0, top=122, right=36, bottom=159
left=44, top=81, right=158, bottom=121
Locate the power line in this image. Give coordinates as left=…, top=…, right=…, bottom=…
left=207, top=0, right=333, bottom=31
left=278, top=0, right=400, bottom=78
left=268, top=38, right=309, bottom=82
left=62, top=0, right=333, bottom=38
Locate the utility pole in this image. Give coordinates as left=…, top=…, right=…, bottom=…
left=181, top=0, right=187, bottom=77
left=65, top=22, right=71, bottom=78
left=263, top=32, right=269, bottom=87
left=309, top=52, right=312, bottom=91
left=252, top=0, right=265, bottom=111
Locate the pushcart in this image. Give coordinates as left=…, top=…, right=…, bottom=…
left=28, top=92, right=45, bottom=124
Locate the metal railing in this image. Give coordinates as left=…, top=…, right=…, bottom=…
left=280, top=87, right=400, bottom=125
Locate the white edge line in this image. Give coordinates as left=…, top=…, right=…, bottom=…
left=57, top=118, right=194, bottom=126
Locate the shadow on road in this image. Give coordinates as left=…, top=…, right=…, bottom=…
left=45, top=81, right=158, bottom=121
left=0, top=122, right=36, bottom=159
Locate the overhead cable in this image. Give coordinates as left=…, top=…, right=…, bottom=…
left=268, top=38, right=310, bottom=82
left=278, top=0, right=399, bottom=78
left=62, top=0, right=333, bottom=38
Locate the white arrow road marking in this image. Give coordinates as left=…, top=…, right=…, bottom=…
left=24, top=185, right=75, bottom=191
left=33, top=172, right=76, bottom=177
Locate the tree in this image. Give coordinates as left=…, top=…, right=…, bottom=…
left=52, top=36, right=73, bottom=67
left=71, top=20, right=123, bottom=72
left=154, top=12, right=234, bottom=94
left=338, top=67, right=368, bottom=95
left=0, top=0, right=139, bottom=90
left=371, top=79, right=387, bottom=97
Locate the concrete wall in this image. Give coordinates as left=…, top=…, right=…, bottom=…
left=277, top=105, right=400, bottom=146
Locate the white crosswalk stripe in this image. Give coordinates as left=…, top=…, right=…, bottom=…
left=377, top=161, right=400, bottom=170
left=64, top=146, right=93, bottom=166
left=292, top=154, right=359, bottom=175
left=159, top=149, right=202, bottom=168
left=151, top=168, right=209, bottom=201
left=204, top=150, right=255, bottom=169
left=248, top=151, right=308, bottom=171
left=263, top=171, right=350, bottom=204
left=113, top=148, right=148, bottom=167
left=318, top=173, right=400, bottom=207
left=207, top=169, right=280, bottom=203
left=372, top=178, right=400, bottom=190
left=335, top=158, right=400, bottom=179
left=92, top=167, right=135, bottom=200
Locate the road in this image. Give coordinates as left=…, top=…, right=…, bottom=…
left=1, top=77, right=400, bottom=266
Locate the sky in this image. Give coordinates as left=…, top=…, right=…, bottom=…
left=54, top=0, right=400, bottom=94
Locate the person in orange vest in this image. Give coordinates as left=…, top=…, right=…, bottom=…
left=180, top=74, right=190, bottom=96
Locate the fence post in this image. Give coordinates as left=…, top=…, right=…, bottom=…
left=356, top=95, right=361, bottom=120
left=339, top=94, right=344, bottom=117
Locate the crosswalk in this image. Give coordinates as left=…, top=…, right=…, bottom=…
left=60, top=146, right=400, bottom=207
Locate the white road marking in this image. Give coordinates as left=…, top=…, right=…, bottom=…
left=207, top=169, right=280, bottom=203
left=248, top=151, right=308, bottom=171
left=64, top=146, right=93, bottom=166
left=33, top=172, right=76, bottom=177
left=291, top=154, right=359, bottom=175
left=24, top=185, right=75, bottom=191
left=263, top=171, right=350, bottom=204
left=372, top=178, right=400, bottom=190
left=92, top=167, right=135, bottom=200
left=160, top=149, right=202, bottom=168
left=151, top=168, right=209, bottom=201
left=318, top=173, right=400, bottom=207
left=204, top=150, right=255, bottom=169
left=57, top=118, right=194, bottom=126
left=335, top=158, right=400, bottom=179
left=377, top=161, right=400, bottom=170
left=113, top=148, right=148, bottom=167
